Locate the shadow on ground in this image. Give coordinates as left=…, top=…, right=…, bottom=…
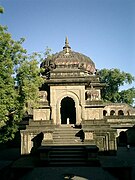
left=0, top=143, right=135, bottom=179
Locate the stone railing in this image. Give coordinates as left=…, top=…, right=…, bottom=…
left=104, top=115, right=135, bottom=120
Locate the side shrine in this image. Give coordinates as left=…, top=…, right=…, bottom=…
left=21, top=38, right=135, bottom=156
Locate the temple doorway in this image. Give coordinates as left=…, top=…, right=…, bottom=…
left=118, top=131, right=127, bottom=146
left=60, top=97, right=76, bottom=124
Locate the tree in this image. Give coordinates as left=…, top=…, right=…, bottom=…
left=119, top=88, right=135, bottom=105
left=16, top=53, right=44, bottom=117
left=0, top=8, right=43, bottom=143
left=0, top=6, right=4, bottom=13
left=99, top=68, right=135, bottom=105
left=0, top=25, right=26, bottom=142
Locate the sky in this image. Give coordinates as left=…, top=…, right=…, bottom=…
left=0, top=0, right=135, bottom=89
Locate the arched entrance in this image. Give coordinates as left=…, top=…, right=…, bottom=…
left=60, top=97, right=76, bottom=124
left=118, top=131, right=127, bottom=146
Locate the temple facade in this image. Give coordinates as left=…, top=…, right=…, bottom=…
left=21, top=38, right=135, bottom=154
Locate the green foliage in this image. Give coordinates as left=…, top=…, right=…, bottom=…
left=0, top=24, right=26, bottom=142
left=16, top=53, right=44, bottom=115
left=44, top=46, right=52, bottom=58
left=0, top=6, right=4, bottom=13
left=119, top=88, right=135, bottom=105
left=99, top=68, right=135, bottom=105
left=0, top=24, right=43, bottom=143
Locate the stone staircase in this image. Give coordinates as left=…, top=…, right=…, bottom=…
left=39, top=145, right=99, bottom=166
left=52, top=125, right=83, bottom=145
left=46, top=146, right=87, bottom=165
left=39, top=125, right=99, bottom=166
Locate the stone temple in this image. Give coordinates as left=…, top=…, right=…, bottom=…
left=21, top=38, right=135, bottom=156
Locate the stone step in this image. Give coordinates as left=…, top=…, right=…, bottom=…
left=54, top=131, right=79, bottom=135
left=54, top=128, right=80, bottom=132
left=53, top=135, right=80, bottom=139
left=53, top=132, right=79, bottom=137
left=52, top=142, right=82, bottom=145
left=50, top=153, right=85, bottom=158
left=49, top=161, right=86, bottom=165
left=53, top=141, right=81, bottom=144
left=53, top=138, right=80, bottom=142
left=49, top=157, right=86, bottom=162
left=53, top=138, right=79, bottom=141
left=47, top=148, right=86, bottom=163
left=50, top=150, right=84, bottom=154
left=53, top=134, right=79, bottom=138
left=53, top=137, right=82, bottom=143
left=52, top=143, right=82, bottom=146
left=54, top=128, right=81, bottom=133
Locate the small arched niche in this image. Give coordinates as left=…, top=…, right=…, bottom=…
left=110, top=110, right=115, bottom=116
left=118, top=110, right=124, bottom=116
left=103, top=110, right=107, bottom=116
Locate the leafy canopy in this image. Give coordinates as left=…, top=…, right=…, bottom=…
left=99, top=68, right=135, bottom=105
left=0, top=6, right=4, bottom=13
left=0, top=8, right=43, bottom=142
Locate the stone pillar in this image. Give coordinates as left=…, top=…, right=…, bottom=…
left=50, top=86, right=56, bottom=124
left=76, top=105, right=81, bottom=124
left=108, top=131, right=117, bottom=153
left=20, top=132, right=24, bottom=154
left=21, top=131, right=29, bottom=154
left=105, top=133, right=109, bottom=151
left=27, top=133, right=37, bottom=154
left=51, top=105, right=56, bottom=124
left=81, top=105, right=86, bottom=120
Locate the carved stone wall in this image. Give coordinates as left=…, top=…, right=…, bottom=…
left=39, top=91, right=48, bottom=102
left=33, top=109, right=50, bottom=121
left=84, top=107, right=103, bottom=120
left=21, top=130, right=54, bottom=154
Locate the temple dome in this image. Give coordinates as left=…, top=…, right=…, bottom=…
left=41, top=37, right=96, bottom=75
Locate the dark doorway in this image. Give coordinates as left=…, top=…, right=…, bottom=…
left=61, top=97, right=76, bottom=124
left=118, top=131, right=127, bottom=146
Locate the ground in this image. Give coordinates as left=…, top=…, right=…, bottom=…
left=0, top=146, right=135, bottom=179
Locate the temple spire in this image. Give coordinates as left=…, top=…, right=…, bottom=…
left=63, top=36, right=71, bottom=53
left=65, top=36, right=69, bottom=47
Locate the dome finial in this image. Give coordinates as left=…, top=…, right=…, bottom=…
left=65, top=36, right=69, bottom=46
left=63, top=36, right=71, bottom=52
